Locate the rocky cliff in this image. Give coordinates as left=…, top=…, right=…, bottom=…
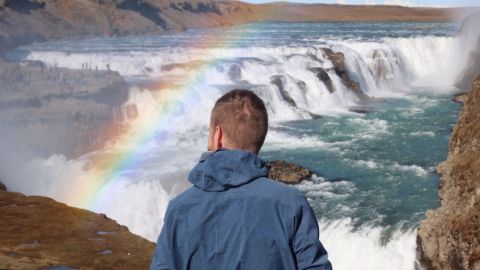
left=417, top=75, right=480, bottom=270
left=0, top=182, right=155, bottom=269
left=0, top=0, right=470, bottom=52
left=0, top=59, right=136, bottom=159
left=417, top=12, right=480, bottom=270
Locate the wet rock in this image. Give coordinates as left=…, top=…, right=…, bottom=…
left=267, top=160, right=312, bottom=184
left=322, top=48, right=362, bottom=94
left=348, top=106, right=375, bottom=114
left=309, top=112, right=323, bottom=119
left=309, top=67, right=335, bottom=93
left=271, top=76, right=297, bottom=107
left=228, top=64, right=242, bottom=82
left=0, top=189, right=154, bottom=269
left=370, top=50, right=391, bottom=81
left=296, top=80, right=308, bottom=93
left=417, top=75, right=480, bottom=270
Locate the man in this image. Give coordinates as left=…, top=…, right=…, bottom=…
left=151, top=89, right=332, bottom=270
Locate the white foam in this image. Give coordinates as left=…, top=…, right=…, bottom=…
left=320, top=219, right=418, bottom=270
left=348, top=118, right=391, bottom=137
left=410, top=131, right=435, bottom=137
left=354, top=159, right=381, bottom=169
left=264, top=130, right=328, bottom=150
left=391, top=163, right=429, bottom=177
left=297, top=176, right=356, bottom=200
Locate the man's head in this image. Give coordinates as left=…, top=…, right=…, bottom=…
left=208, top=89, right=268, bottom=154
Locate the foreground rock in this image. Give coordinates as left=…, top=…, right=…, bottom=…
left=417, top=76, right=480, bottom=270
left=0, top=60, right=136, bottom=158
left=0, top=188, right=154, bottom=269
left=267, top=160, right=312, bottom=184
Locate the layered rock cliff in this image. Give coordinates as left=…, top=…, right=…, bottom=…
left=417, top=11, right=480, bottom=270
left=0, top=0, right=469, bottom=52
left=0, top=182, right=155, bottom=269
left=417, top=75, right=480, bottom=270
left=0, top=59, right=135, bottom=159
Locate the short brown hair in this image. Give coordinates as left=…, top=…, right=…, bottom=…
left=211, top=89, right=268, bottom=153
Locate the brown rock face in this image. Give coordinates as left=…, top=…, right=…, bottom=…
left=453, top=93, right=469, bottom=104
left=417, top=76, right=480, bottom=270
left=0, top=189, right=155, bottom=269
left=267, top=160, right=312, bottom=184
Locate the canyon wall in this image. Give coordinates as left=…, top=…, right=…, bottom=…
left=417, top=12, right=480, bottom=270
left=417, top=75, right=480, bottom=270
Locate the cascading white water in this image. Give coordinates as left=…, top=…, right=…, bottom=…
left=23, top=32, right=469, bottom=121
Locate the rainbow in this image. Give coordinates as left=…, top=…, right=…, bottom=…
left=79, top=24, right=255, bottom=211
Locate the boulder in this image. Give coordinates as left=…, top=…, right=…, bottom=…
left=0, top=189, right=155, bottom=269
left=0, top=181, right=6, bottom=191
left=267, top=160, right=312, bottom=184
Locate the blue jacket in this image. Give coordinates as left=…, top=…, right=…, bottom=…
left=151, top=149, right=332, bottom=270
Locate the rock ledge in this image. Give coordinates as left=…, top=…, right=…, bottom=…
left=0, top=188, right=154, bottom=269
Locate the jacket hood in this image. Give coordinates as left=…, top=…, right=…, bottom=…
left=188, top=149, right=268, bottom=192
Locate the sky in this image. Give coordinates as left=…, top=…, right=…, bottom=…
left=244, top=0, right=480, bottom=7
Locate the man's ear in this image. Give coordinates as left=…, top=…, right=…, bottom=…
left=215, top=126, right=223, bottom=149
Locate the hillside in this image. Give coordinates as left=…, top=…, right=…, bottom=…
left=0, top=0, right=471, bottom=51
left=0, top=183, right=155, bottom=269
